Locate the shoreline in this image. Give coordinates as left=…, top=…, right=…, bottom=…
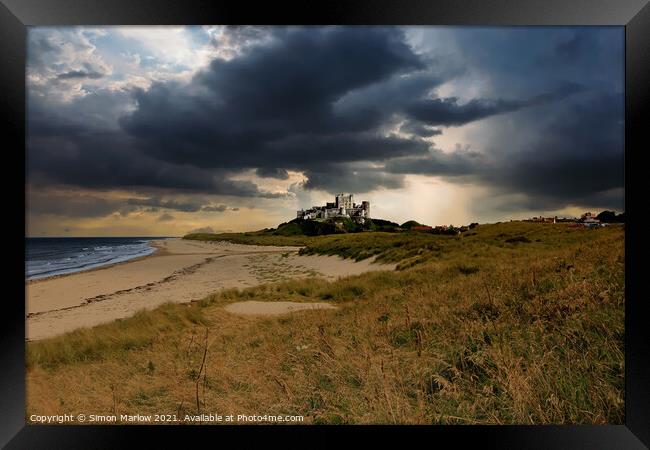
left=26, top=239, right=394, bottom=341
left=26, top=239, right=172, bottom=284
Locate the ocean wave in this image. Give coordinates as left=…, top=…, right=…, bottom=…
left=26, top=239, right=157, bottom=280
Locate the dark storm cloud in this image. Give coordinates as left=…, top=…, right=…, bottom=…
left=28, top=190, right=237, bottom=219
left=388, top=91, right=624, bottom=210
left=27, top=190, right=122, bottom=218
left=405, top=83, right=584, bottom=127
left=262, top=133, right=430, bottom=167
left=120, top=26, right=425, bottom=172
left=444, top=27, right=623, bottom=98
left=201, top=204, right=228, bottom=212
left=57, top=69, right=105, bottom=80
left=28, top=128, right=266, bottom=195
left=255, top=168, right=290, bottom=179
left=490, top=92, right=624, bottom=204
left=555, top=33, right=588, bottom=62
left=399, top=122, right=442, bottom=137
left=27, top=96, right=273, bottom=196
left=385, top=146, right=485, bottom=177
left=158, top=213, right=175, bottom=222
left=30, top=26, right=430, bottom=198
left=303, top=164, right=405, bottom=193
left=126, top=197, right=205, bottom=212
left=477, top=187, right=624, bottom=215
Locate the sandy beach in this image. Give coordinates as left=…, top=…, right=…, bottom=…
left=26, top=238, right=394, bottom=340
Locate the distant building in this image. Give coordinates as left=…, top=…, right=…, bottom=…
left=580, top=212, right=600, bottom=224
left=297, top=193, right=370, bottom=224
left=527, top=215, right=557, bottom=224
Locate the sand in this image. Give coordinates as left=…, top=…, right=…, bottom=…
left=224, top=301, right=337, bottom=316
left=26, top=238, right=394, bottom=340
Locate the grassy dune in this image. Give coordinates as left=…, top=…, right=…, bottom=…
left=183, top=231, right=312, bottom=247
left=27, top=222, right=624, bottom=424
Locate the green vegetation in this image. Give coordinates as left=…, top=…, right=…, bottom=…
left=272, top=217, right=367, bottom=236
left=269, top=217, right=402, bottom=235
left=184, top=217, right=408, bottom=244
left=297, top=232, right=445, bottom=267
left=366, top=218, right=401, bottom=232
left=400, top=220, right=424, bottom=229
left=28, top=305, right=210, bottom=371
left=183, top=230, right=312, bottom=247
left=596, top=211, right=625, bottom=223
left=27, top=222, right=624, bottom=424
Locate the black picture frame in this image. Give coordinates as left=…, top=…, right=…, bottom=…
left=2, top=0, right=648, bottom=447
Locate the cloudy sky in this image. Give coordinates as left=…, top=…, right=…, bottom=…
left=26, top=26, right=624, bottom=237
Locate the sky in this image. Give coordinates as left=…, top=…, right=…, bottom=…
left=26, top=26, right=624, bottom=237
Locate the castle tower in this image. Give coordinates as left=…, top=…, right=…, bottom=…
left=362, top=201, right=370, bottom=218
left=335, top=193, right=353, bottom=210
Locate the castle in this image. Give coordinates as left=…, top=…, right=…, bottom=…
left=297, top=194, right=370, bottom=224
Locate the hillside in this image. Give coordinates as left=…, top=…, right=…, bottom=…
left=184, top=217, right=421, bottom=245
left=27, top=222, right=624, bottom=424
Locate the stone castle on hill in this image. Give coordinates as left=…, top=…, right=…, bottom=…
left=297, top=194, right=370, bottom=224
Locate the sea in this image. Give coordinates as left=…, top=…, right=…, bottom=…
left=26, top=237, right=170, bottom=280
